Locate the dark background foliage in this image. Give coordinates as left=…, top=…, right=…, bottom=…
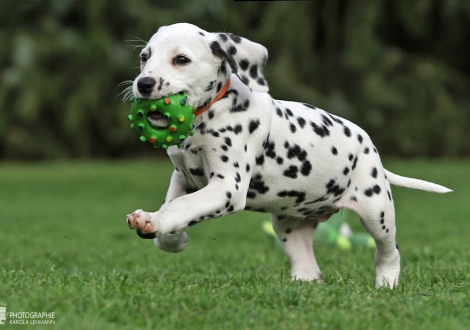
left=1, top=0, right=469, bottom=160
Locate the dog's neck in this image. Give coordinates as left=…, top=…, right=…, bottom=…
left=194, top=61, right=231, bottom=111
left=194, top=77, right=231, bottom=116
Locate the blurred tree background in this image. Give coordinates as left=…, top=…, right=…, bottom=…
left=1, top=0, right=469, bottom=160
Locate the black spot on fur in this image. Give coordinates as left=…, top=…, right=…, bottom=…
left=297, top=117, right=306, bottom=128
left=157, top=77, right=164, bottom=91
left=277, top=190, right=306, bottom=204
left=185, top=187, right=198, bottom=194
left=239, top=59, right=249, bottom=71
left=256, top=155, right=265, bottom=166
left=357, top=134, right=363, bottom=144
left=331, top=146, right=338, bottom=155
left=310, top=121, right=330, bottom=138
left=305, top=196, right=328, bottom=204
left=249, top=64, right=258, bottom=79
left=372, top=167, right=378, bottom=178
left=234, top=124, right=243, bottom=134
left=302, top=103, right=317, bottom=110
left=264, top=139, right=275, bottom=154
left=228, top=45, right=237, bottom=55
left=364, top=147, right=370, bottom=154
left=249, top=119, right=260, bottom=133
left=352, top=156, right=358, bottom=170
left=283, top=165, right=299, bottom=179
left=289, top=123, right=296, bottom=133
left=205, top=80, right=216, bottom=92
left=326, top=179, right=345, bottom=197
left=216, top=82, right=222, bottom=93
left=219, top=33, right=228, bottom=42
left=210, top=41, right=238, bottom=73
left=248, top=174, right=269, bottom=194
left=221, top=155, right=229, bottom=162
left=189, top=168, right=205, bottom=177
left=321, top=114, right=333, bottom=127
left=228, top=33, right=242, bottom=43
left=364, top=185, right=382, bottom=197
left=301, top=161, right=312, bottom=176
left=287, top=144, right=307, bottom=161
left=343, top=126, right=352, bottom=137
left=230, top=99, right=251, bottom=113
left=328, top=114, right=343, bottom=125
left=343, top=167, right=349, bottom=175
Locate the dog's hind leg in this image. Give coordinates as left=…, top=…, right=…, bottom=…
left=339, top=184, right=400, bottom=287
left=270, top=214, right=323, bottom=282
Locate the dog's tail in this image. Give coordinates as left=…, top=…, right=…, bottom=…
left=385, top=170, right=452, bottom=193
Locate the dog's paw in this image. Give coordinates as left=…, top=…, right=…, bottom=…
left=126, top=210, right=159, bottom=236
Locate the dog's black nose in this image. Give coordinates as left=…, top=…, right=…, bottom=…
left=137, top=77, right=156, bottom=95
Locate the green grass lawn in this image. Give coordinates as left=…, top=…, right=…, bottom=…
left=0, top=159, right=469, bottom=329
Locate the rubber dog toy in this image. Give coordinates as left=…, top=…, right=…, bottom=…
left=263, top=212, right=375, bottom=250
left=128, top=93, right=195, bottom=149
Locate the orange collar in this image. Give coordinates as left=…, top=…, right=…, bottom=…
left=193, top=78, right=231, bottom=116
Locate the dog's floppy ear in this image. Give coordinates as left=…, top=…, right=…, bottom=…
left=209, top=32, right=269, bottom=93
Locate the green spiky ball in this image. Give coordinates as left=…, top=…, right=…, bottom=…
left=128, top=93, right=195, bottom=149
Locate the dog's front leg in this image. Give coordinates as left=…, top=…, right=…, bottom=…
left=128, top=169, right=191, bottom=252
left=127, top=175, right=246, bottom=238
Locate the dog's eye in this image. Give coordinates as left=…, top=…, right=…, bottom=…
left=173, top=55, right=191, bottom=66
left=140, top=53, right=149, bottom=63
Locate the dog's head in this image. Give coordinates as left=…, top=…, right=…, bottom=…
left=133, top=23, right=269, bottom=111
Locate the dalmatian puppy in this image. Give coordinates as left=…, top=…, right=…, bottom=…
left=126, top=23, right=451, bottom=287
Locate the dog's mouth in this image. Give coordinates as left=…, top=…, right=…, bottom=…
left=147, top=111, right=169, bottom=129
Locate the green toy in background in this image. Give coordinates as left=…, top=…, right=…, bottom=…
left=262, top=211, right=375, bottom=250
left=128, top=93, right=195, bottom=149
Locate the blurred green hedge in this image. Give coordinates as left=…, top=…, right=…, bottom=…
left=1, top=0, right=469, bottom=159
